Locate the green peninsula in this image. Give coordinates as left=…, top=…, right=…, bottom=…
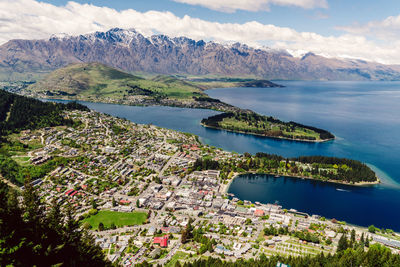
left=201, top=112, right=335, bottom=142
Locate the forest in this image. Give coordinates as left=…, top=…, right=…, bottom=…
left=291, top=155, right=377, bottom=183
left=201, top=112, right=334, bottom=142
left=0, top=89, right=88, bottom=137
left=191, top=152, right=378, bottom=184
left=0, top=180, right=110, bottom=266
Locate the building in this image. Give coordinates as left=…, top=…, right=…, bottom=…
left=153, top=235, right=169, bottom=248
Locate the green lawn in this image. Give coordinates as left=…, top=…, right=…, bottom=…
left=12, top=156, right=31, bottom=166
left=166, top=251, right=190, bottom=267
left=82, top=210, right=147, bottom=230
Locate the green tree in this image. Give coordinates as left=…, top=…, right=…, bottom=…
left=368, top=225, right=376, bottom=233
left=98, top=222, right=105, bottom=231
left=337, top=234, right=348, bottom=252
left=0, top=181, right=110, bottom=266
left=91, top=198, right=97, bottom=209
left=350, top=229, right=356, bottom=247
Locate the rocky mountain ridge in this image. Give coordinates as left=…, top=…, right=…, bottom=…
left=1, top=28, right=400, bottom=81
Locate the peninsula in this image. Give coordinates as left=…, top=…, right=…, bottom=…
left=201, top=112, right=335, bottom=142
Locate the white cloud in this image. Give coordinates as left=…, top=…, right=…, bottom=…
left=172, top=0, right=328, bottom=13
left=338, top=14, right=400, bottom=41
left=0, top=0, right=399, bottom=64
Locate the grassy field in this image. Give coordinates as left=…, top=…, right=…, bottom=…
left=82, top=210, right=148, bottom=230
left=166, top=251, right=191, bottom=267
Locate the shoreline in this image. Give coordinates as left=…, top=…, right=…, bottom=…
left=225, top=171, right=380, bottom=193
left=225, top=172, right=383, bottom=230
left=201, top=123, right=335, bottom=143
left=35, top=95, right=335, bottom=145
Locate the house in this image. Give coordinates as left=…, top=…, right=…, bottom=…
left=119, top=199, right=131, bottom=205
left=254, top=209, right=265, bottom=217
left=153, top=235, right=169, bottom=248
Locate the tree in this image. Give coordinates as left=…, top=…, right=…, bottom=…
left=91, top=198, right=97, bottom=209
left=136, top=199, right=140, bottom=208
left=181, top=223, right=193, bottom=244
left=350, top=229, right=356, bottom=247
left=368, top=225, right=376, bottom=233
left=337, top=234, right=348, bottom=252
left=0, top=181, right=110, bottom=266
left=98, top=222, right=105, bottom=231
left=82, top=222, right=92, bottom=230
left=112, top=197, right=117, bottom=207
left=110, top=222, right=116, bottom=230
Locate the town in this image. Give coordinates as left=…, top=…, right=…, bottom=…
left=10, top=109, right=400, bottom=266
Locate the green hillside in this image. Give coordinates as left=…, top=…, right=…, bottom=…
left=0, top=89, right=88, bottom=137
left=27, top=63, right=206, bottom=100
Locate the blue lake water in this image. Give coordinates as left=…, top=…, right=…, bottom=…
left=51, top=81, right=400, bottom=230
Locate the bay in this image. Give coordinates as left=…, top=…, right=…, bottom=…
left=49, top=81, right=400, bottom=230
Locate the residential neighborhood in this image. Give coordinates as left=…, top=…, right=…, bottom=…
left=12, top=110, right=400, bottom=266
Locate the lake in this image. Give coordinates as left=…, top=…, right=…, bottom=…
left=50, top=81, right=400, bottom=230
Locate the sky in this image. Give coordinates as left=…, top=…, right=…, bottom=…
left=1, top=0, right=400, bottom=64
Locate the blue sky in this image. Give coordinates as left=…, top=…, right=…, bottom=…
left=1, top=0, right=400, bottom=64
left=41, top=0, right=399, bottom=37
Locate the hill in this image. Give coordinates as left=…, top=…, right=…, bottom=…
left=2, top=28, right=400, bottom=81
left=26, top=62, right=206, bottom=100
left=0, top=89, right=87, bottom=137
left=24, top=62, right=242, bottom=112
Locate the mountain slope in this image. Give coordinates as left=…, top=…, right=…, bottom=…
left=27, top=62, right=206, bottom=100
left=1, top=28, right=400, bottom=81
left=24, top=62, right=243, bottom=112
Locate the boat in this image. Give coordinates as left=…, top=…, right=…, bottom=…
left=336, top=188, right=350, bottom=192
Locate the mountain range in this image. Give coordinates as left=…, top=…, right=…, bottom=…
left=1, top=28, right=400, bottom=81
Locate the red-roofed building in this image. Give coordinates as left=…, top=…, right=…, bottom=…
left=190, top=145, right=199, bottom=151
left=119, top=199, right=131, bottom=205
left=153, top=235, right=169, bottom=248
left=70, top=191, right=78, bottom=197
left=254, top=209, right=265, bottom=217
left=64, top=189, right=74, bottom=196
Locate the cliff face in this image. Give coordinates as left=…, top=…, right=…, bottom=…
left=1, top=28, right=400, bottom=81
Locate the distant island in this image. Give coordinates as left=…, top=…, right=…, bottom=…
left=201, top=112, right=335, bottom=142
